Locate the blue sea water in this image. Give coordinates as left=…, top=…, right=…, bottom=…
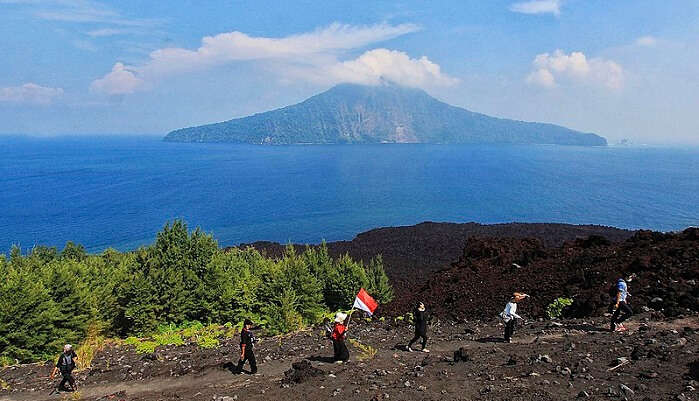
left=0, top=136, right=697, bottom=253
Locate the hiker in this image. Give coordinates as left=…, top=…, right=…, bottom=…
left=501, top=292, right=529, bottom=343
left=407, top=302, right=430, bottom=352
left=50, top=344, right=77, bottom=392
left=235, top=319, right=257, bottom=374
left=330, top=312, right=350, bottom=362
left=610, top=277, right=633, bottom=332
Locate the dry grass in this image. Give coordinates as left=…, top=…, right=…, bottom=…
left=61, top=391, right=82, bottom=400
left=348, top=339, right=377, bottom=361
left=75, top=324, right=105, bottom=371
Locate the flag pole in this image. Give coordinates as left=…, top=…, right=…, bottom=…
left=345, top=308, right=356, bottom=330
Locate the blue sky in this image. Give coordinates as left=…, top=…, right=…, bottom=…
left=1, top=0, right=698, bottom=144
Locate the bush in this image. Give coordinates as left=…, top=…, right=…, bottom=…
left=365, top=255, right=394, bottom=304
left=0, top=220, right=395, bottom=362
left=546, top=297, right=574, bottom=319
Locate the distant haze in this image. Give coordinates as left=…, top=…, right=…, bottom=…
left=1, top=1, right=698, bottom=144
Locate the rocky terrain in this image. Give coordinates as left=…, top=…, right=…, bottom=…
left=384, top=227, right=699, bottom=321
left=1, top=222, right=697, bottom=401
left=1, top=315, right=697, bottom=401
left=243, top=221, right=634, bottom=294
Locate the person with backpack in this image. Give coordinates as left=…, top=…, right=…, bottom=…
left=49, top=344, right=78, bottom=392
left=235, top=319, right=257, bottom=374
left=501, top=292, right=529, bottom=343
left=610, top=278, right=633, bottom=332
left=330, top=312, right=350, bottom=362
left=407, top=302, right=430, bottom=352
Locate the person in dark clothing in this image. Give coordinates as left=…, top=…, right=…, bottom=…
left=50, top=344, right=77, bottom=392
left=235, top=319, right=257, bottom=374
left=407, top=302, right=430, bottom=352
left=610, top=278, right=633, bottom=332
left=330, top=312, right=350, bottom=362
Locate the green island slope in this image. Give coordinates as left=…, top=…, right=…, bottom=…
left=164, top=83, right=607, bottom=146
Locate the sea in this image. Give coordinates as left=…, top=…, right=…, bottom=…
left=1, top=136, right=697, bottom=253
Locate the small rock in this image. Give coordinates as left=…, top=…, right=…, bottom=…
left=619, top=383, right=635, bottom=396
left=404, top=380, right=411, bottom=388
left=577, top=390, right=590, bottom=398
left=417, top=385, right=427, bottom=391
left=479, top=385, right=494, bottom=394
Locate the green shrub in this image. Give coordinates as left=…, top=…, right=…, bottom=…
left=0, top=355, right=15, bottom=367
left=0, top=219, right=394, bottom=362
left=196, top=336, right=219, bottom=349
left=546, top=297, right=574, bottom=319
left=153, top=332, right=184, bottom=347
left=124, top=337, right=140, bottom=346
left=135, top=341, right=157, bottom=354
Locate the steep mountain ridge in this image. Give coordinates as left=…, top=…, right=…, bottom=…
left=164, top=84, right=607, bottom=146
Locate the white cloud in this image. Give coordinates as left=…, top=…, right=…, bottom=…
left=90, top=23, right=458, bottom=95
left=509, top=0, right=561, bottom=15
left=526, top=68, right=556, bottom=88
left=87, top=28, right=137, bottom=37
left=3, top=0, right=159, bottom=27
left=0, top=83, right=64, bottom=104
left=526, top=50, right=624, bottom=89
left=90, top=62, right=145, bottom=95
left=326, top=49, right=458, bottom=87
left=635, top=36, right=658, bottom=47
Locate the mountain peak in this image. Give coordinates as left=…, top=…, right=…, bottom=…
left=165, top=85, right=606, bottom=146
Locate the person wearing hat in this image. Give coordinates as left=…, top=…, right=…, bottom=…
left=331, top=312, right=350, bottom=362
left=610, top=277, right=633, bottom=332
left=49, top=344, right=78, bottom=392
left=235, top=319, right=257, bottom=374
left=407, top=302, right=430, bottom=352
left=501, top=292, right=529, bottom=343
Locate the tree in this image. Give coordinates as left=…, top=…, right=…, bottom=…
left=0, top=265, right=61, bottom=362
left=323, top=254, right=369, bottom=310
left=366, top=255, right=394, bottom=304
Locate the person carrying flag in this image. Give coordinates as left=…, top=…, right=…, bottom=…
left=327, top=288, right=379, bottom=363
left=330, top=312, right=350, bottom=363
left=406, top=301, right=430, bottom=352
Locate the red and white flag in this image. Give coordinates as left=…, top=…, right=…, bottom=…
left=353, top=288, right=378, bottom=316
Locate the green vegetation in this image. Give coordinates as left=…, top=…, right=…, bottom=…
left=165, top=83, right=607, bottom=146
left=0, top=220, right=393, bottom=363
left=546, top=297, right=574, bottom=319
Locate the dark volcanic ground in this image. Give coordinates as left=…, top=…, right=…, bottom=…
left=1, top=315, right=697, bottom=401
left=242, top=222, right=634, bottom=293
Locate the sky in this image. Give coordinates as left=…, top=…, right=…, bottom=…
left=1, top=0, right=698, bottom=145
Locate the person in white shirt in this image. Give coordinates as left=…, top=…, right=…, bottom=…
left=501, top=292, right=529, bottom=343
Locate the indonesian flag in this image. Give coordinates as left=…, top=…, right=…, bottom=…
left=353, top=288, right=378, bottom=316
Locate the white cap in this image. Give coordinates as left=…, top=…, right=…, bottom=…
left=334, top=312, right=347, bottom=323
left=64, top=344, right=72, bottom=352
